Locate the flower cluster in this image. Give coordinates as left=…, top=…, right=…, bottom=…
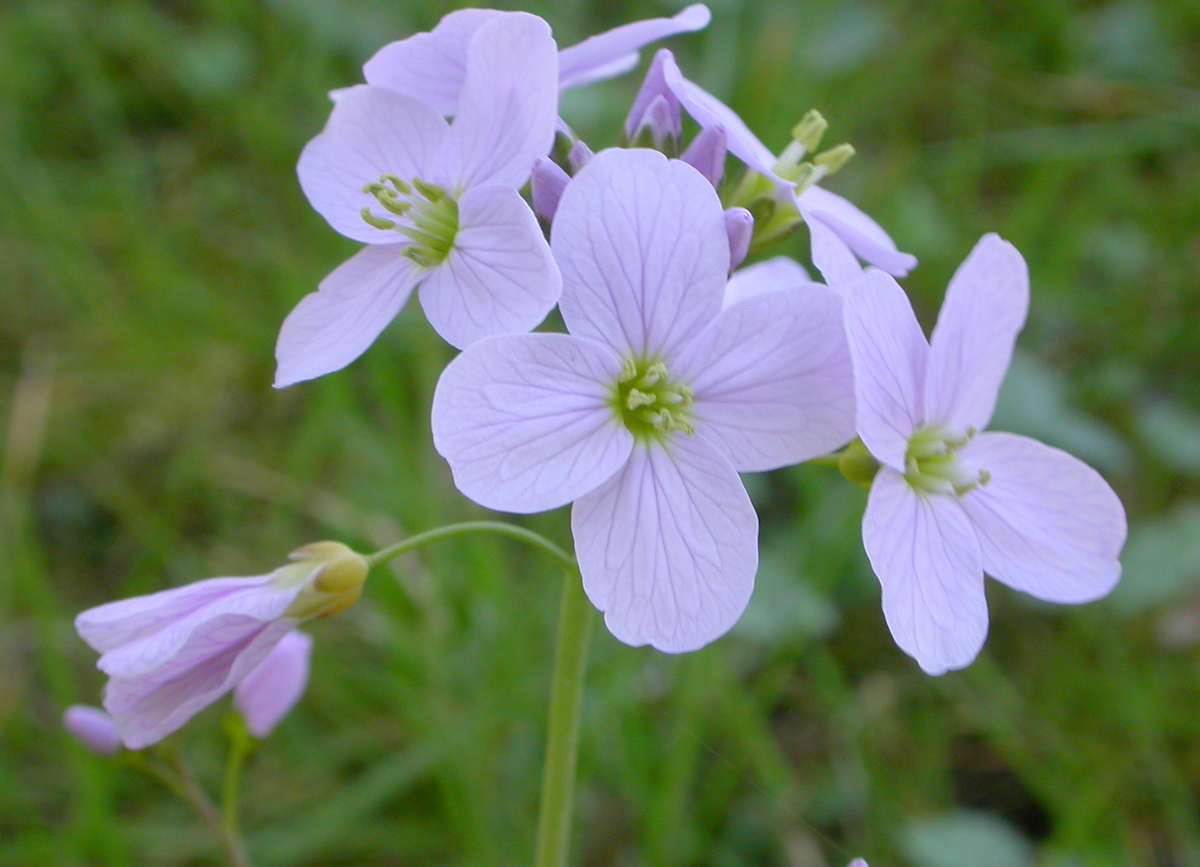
left=72, top=4, right=1126, bottom=750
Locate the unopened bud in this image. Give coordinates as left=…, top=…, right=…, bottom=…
left=681, top=125, right=727, bottom=188
left=531, top=157, right=570, bottom=223
left=63, top=705, right=121, bottom=755
left=283, top=542, right=369, bottom=620
left=629, top=95, right=679, bottom=151
left=234, top=631, right=313, bottom=738
left=724, top=207, right=754, bottom=270
left=624, top=49, right=682, bottom=145
left=567, top=140, right=594, bottom=175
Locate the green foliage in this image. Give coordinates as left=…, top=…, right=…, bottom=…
left=2, top=0, right=1200, bottom=864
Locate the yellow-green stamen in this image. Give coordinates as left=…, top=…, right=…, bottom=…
left=360, top=174, right=459, bottom=268
left=611, top=358, right=696, bottom=440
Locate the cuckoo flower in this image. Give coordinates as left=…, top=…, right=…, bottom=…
left=234, top=629, right=313, bottom=738
left=278, top=14, right=560, bottom=386
left=361, top=5, right=712, bottom=116
left=75, top=543, right=367, bottom=749
left=651, top=49, right=916, bottom=289
left=843, top=235, right=1126, bottom=675
left=432, top=149, right=855, bottom=652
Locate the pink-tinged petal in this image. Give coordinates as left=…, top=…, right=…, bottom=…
left=798, top=186, right=917, bottom=277
left=572, top=435, right=757, bottom=653
left=863, top=469, right=987, bottom=675
left=804, top=207, right=864, bottom=292
left=924, top=234, right=1028, bottom=433
left=362, top=9, right=505, bottom=116
left=63, top=706, right=121, bottom=756
left=724, top=207, right=753, bottom=270
left=432, top=333, right=633, bottom=514
left=554, top=149, right=728, bottom=358
left=674, top=287, right=855, bottom=471
left=448, top=14, right=559, bottom=190
left=843, top=269, right=929, bottom=471
left=106, top=618, right=298, bottom=749
left=659, top=52, right=779, bottom=179
left=531, top=156, right=570, bottom=222
left=848, top=860, right=869, bottom=867
left=76, top=575, right=273, bottom=654
left=959, top=432, right=1125, bottom=603
left=418, top=185, right=561, bottom=349
left=96, top=580, right=299, bottom=680
left=680, top=124, right=727, bottom=188
left=723, top=256, right=811, bottom=308
left=275, top=246, right=421, bottom=388
left=624, top=50, right=681, bottom=141
left=297, top=86, right=447, bottom=244
left=558, top=5, right=712, bottom=90
left=234, top=630, right=313, bottom=738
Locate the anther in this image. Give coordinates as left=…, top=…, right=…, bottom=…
left=626, top=389, right=657, bottom=410
left=412, top=178, right=445, bottom=202
left=361, top=208, right=397, bottom=231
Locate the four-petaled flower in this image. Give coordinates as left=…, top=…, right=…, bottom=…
left=75, top=542, right=366, bottom=748
left=432, top=148, right=855, bottom=652
left=278, top=13, right=562, bottom=386
left=843, top=234, right=1127, bottom=675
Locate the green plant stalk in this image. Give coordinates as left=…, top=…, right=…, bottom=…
left=533, top=569, right=593, bottom=867
left=222, top=715, right=253, bottom=854
left=365, top=521, right=575, bottom=572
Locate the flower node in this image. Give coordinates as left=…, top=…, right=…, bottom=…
left=360, top=173, right=459, bottom=267
left=612, top=357, right=696, bottom=439
left=904, top=426, right=988, bottom=496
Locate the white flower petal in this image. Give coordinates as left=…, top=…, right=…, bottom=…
left=863, top=469, right=987, bottom=675
left=843, top=269, right=928, bottom=471
left=572, top=436, right=758, bottom=653
left=924, top=234, right=1029, bottom=433
left=449, top=13, right=559, bottom=190
left=960, top=432, right=1125, bottom=603
left=418, top=185, right=561, bottom=349
left=658, top=52, right=779, bottom=178
left=804, top=207, right=864, bottom=292
left=674, top=286, right=856, bottom=471
left=554, top=148, right=728, bottom=358
left=431, top=333, right=633, bottom=514
left=297, top=86, right=448, bottom=244
left=799, top=186, right=917, bottom=277
left=275, top=246, right=421, bottom=387
left=75, top=575, right=271, bottom=654
left=362, top=9, right=506, bottom=116
left=723, top=256, right=811, bottom=308
left=106, top=618, right=298, bottom=750
left=234, top=630, right=313, bottom=738
left=558, top=5, right=712, bottom=90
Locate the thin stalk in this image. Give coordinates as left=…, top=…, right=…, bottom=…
left=533, top=569, right=594, bottom=867
left=365, top=521, right=575, bottom=572
left=221, top=716, right=253, bottom=855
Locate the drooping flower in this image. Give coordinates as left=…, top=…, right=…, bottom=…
left=75, top=543, right=367, bottom=749
left=278, top=13, right=561, bottom=386
left=649, top=49, right=916, bottom=289
left=843, top=234, right=1126, bottom=675
left=63, top=705, right=122, bottom=756
left=432, top=148, right=855, bottom=652
left=234, top=630, right=313, bottom=738
left=361, top=5, right=712, bottom=116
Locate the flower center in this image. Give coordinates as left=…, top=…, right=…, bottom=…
left=904, top=426, right=990, bottom=496
left=360, top=174, right=459, bottom=268
left=611, top=358, right=695, bottom=440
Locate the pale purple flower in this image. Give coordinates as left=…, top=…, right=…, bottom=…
left=432, top=149, right=855, bottom=652
left=63, top=705, right=121, bottom=755
left=234, top=630, right=313, bottom=738
left=723, top=207, right=754, bottom=271
left=75, top=543, right=366, bottom=749
left=361, top=5, right=712, bottom=115
left=843, top=234, right=1126, bottom=675
left=724, top=256, right=811, bottom=308
left=653, top=49, right=916, bottom=289
left=278, top=14, right=561, bottom=386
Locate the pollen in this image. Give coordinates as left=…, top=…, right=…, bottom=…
left=360, top=174, right=459, bottom=267
left=611, top=358, right=696, bottom=440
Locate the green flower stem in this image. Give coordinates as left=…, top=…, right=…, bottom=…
left=365, top=521, right=575, bottom=573
left=534, top=568, right=594, bottom=867
left=221, top=715, right=253, bottom=855
left=364, top=522, right=592, bottom=867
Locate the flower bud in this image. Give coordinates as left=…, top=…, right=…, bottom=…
left=531, top=157, right=571, bottom=222
left=283, top=541, right=369, bottom=620
left=567, top=140, right=594, bottom=175
left=680, top=125, right=727, bottom=188
left=624, top=49, right=681, bottom=147
left=234, top=630, right=313, bottom=738
left=723, top=207, right=753, bottom=270
left=63, top=705, right=121, bottom=755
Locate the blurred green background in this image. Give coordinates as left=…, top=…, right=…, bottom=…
left=2, top=0, right=1200, bottom=864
